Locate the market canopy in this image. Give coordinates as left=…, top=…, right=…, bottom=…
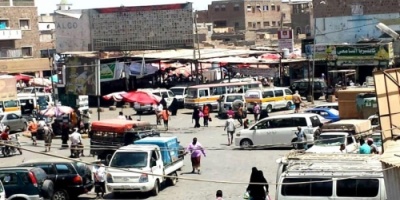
left=14, top=74, right=32, bottom=81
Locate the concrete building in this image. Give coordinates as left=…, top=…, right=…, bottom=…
left=54, top=2, right=194, bottom=52
left=38, top=14, right=56, bottom=57
left=0, top=0, right=49, bottom=75
left=288, top=0, right=312, bottom=37
left=206, top=0, right=291, bottom=42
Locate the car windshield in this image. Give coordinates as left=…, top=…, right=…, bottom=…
left=170, top=88, right=184, bottom=95
left=110, top=152, right=148, bottom=168
left=372, top=135, right=382, bottom=147
left=186, top=88, right=198, bottom=98
left=315, top=135, right=345, bottom=146
left=329, top=109, right=339, bottom=115
left=226, top=95, right=243, bottom=102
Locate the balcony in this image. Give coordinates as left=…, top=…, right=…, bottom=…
left=0, top=29, right=22, bottom=40
left=0, top=49, right=22, bottom=59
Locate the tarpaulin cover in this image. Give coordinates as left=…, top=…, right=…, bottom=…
left=91, top=119, right=150, bottom=133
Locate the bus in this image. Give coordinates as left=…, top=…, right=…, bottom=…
left=184, top=81, right=262, bottom=111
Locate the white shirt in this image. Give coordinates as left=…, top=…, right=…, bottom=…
left=69, top=131, right=82, bottom=145
left=92, top=165, right=106, bottom=182
left=118, top=115, right=126, bottom=120
left=225, top=118, right=236, bottom=132
left=82, top=113, right=91, bottom=123
left=157, top=104, right=163, bottom=112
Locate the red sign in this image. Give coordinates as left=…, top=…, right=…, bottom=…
left=278, top=30, right=293, bottom=39
left=94, top=3, right=189, bottom=14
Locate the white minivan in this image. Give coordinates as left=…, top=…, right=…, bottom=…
left=235, top=113, right=321, bottom=148
left=276, top=154, right=386, bottom=200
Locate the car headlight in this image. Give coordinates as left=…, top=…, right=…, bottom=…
left=106, top=173, right=113, bottom=183
left=139, top=173, right=148, bottom=183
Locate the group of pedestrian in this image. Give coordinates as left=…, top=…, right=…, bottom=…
left=359, top=138, right=379, bottom=154
left=28, top=118, right=55, bottom=152
left=192, top=104, right=212, bottom=128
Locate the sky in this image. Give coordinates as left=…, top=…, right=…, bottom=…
left=35, top=0, right=213, bottom=14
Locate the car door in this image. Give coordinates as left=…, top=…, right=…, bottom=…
left=273, top=89, right=285, bottom=108
left=150, top=150, right=163, bottom=178
left=54, top=163, right=75, bottom=188
left=198, top=89, right=209, bottom=106
left=251, top=120, right=273, bottom=146
left=0, top=172, right=20, bottom=198
left=270, top=118, right=296, bottom=145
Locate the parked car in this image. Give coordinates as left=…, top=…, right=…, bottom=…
left=0, top=180, right=5, bottom=200
left=235, top=113, right=322, bottom=148
left=218, top=93, right=247, bottom=118
left=0, top=167, right=54, bottom=200
left=0, top=113, right=27, bottom=132
left=19, top=159, right=93, bottom=200
left=290, top=78, right=327, bottom=100
left=314, top=102, right=339, bottom=110
left=304, top=107, right=340, bottom=122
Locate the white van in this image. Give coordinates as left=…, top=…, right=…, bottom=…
left=134, top=88, right=175, bottom=114
left=235, top=113, right=321, bottom=148
left=245, top=87, right=293, bottom=113
left=276, top=153, right=386, bottom=200
left=169, top=86, right=187, bottom=108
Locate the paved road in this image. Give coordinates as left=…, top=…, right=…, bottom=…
left=0, top=100, right=327, bottom=199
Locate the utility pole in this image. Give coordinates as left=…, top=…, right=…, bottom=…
left=311, top=4, right=316, bottom=104
left=193, top=10, right=200, bottom=85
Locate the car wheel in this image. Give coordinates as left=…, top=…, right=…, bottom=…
left=286, top=102, right=292, bottom=110
left=266, top=105, right=273, bottom=113
left=240, top=139, right=253, bottom=148
left=291, top=138, right=299, bottom=149
left=151, top=180, right=160, bottom=196
left=52, top=189, right=69, bottom=200
left=167, top=172, right=178, bottom=186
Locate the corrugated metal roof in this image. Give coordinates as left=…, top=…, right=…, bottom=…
left=135, top=49, right=268, bottom=60
left=380, top=140, right=400, bottom=167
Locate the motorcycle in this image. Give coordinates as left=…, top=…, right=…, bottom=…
left=2, top=134, right=22, bottom=157
left=70, top=143, right=83, bottom=158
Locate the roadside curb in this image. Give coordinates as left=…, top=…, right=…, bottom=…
left=22, top=132, right=89, bottom=139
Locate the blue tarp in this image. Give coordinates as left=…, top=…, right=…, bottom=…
left=134, top=137, right=180, bottom=166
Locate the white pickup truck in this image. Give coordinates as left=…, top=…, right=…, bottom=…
left=106, top=137, right=184, bottom=197
left=307, top=132, right=359, bottom=153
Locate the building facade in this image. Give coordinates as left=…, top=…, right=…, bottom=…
left=55, top=2, right=194, bottom=53
left=0, top=0, right=49, bottom=74
left=38, top=13, right=56, bottom=56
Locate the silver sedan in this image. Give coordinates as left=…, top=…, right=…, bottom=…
left=0, top=113, right=28, bottom=132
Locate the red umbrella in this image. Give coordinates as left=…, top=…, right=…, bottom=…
left=14, top=74, right=32, bottom=81
left=121, top=91, right=161, bottom=104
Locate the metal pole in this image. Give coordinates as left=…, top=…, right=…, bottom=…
left=48, top=49, right=56, bottom=105
left=96, top=54, right=101, bottom=120
left=311, top=16, right=316, bottom=104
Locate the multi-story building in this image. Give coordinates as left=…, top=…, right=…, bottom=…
left=206, top=0, right=291, bottom=41
left=38, top=13, right=56, bottom=57
left=0, top=0, right=48, bottom=75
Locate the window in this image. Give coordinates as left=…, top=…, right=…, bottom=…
left=21, top=47, right=32, bottom=56
left=270, top=118, right=293, bottom=128
left=319, top=111, right=329, bottom=116
left=337, top=179, right=379, bottom=197
left=285, top=89, right=293, bottom=95
left=256, top=22, right=261, bottom=28
left=292, top=117, right=307, bottom=127
left=263, top=21, right=270, bottom=27
left=281, top=178, right=333, bottom=196
left=277, top=5, right=280, bottom=11
left=247, top=5, right=252, bottom=12
left=198, top=89, right=209, bottom=97
left=234, top=22, right=239, bottom=28
left=36, top=164, right=55, bottom=174
left=310, top=116, right=322, bottom=127
left=214, top=6, right=219, bottom=11
left=247, top=22, right=252, bottom=28
left=167, top=91, right=175, bottom=97
left=234, top=4, right=240, bottom=11
left=5, top=100, right=18, bottom=108
left=274, top=90, right=284, bottom=97
left=6, top=113, right=19, bottom=120
left=262, top=91, right=274, bottom=98
left=254, top=120, right=270, bottom=129
left=55, top=164, right=73, bottom=174
left=271, top=5, right=276, bottom=11
left=347, top=136, right=354, bottom=145
left=256, top=5, right=261, bottom=11
left=207, top=25, right=212, bottom=31
left=211, top=86, right=226, bottom=95
left=0, top=19, right=9, bottom=29
left=221, top=5, right=226, bottom=11
left=19, top=19, right=30, bottom=30
left=0, top=173, right=18, bottom=185
left=160, top=92, right=168, bottom=98
left=272, top=21, right=276, bottom=26
left=263, top=5, right=268, bottom=11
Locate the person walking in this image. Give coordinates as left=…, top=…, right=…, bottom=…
left=224, top=115, right=236, bottom=146
left=253, top=102, right=260, bottom=122
left=186, top=137, right=206, bottom=174
left=161, top=107, right=171, bottom=131
left=227, top=106, right=235, bottom=118
left=69, top=128, right=83, bottom=157
left=236, top=104, right=244, bottom=126
left=202, top=105, right=210, bottom=127
left=359, top=138, right=371, bottom=154
left=168, top=98, right=179, bottom=116
left=293, top=90, right=302, bottom=113
left=216, top=190, right=224, bottom=200
left=43, top=124, right=54, bottom=152
left=118, top=111, right=126, bottom=120
left=28, top=119, right=38, bottom=146
left=247, top=167, right=269, bottom=200
left=81, top=110, right=91, bottom=134
left=295, top=126, right=307, bottom=150
left=192, top=107, right=201, bottom=128
left=93, top=160, right=106, bottom=199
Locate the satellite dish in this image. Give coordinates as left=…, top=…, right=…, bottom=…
left=376, top=23, right=400, bottom=40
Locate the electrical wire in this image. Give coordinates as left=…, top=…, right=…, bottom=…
left=0, top=140, right=393, bottom=186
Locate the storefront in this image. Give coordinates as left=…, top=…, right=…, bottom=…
left=308, top=42, right=395, bottom=85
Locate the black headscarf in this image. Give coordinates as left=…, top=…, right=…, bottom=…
left=247, top=168, right=269, bottom=199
